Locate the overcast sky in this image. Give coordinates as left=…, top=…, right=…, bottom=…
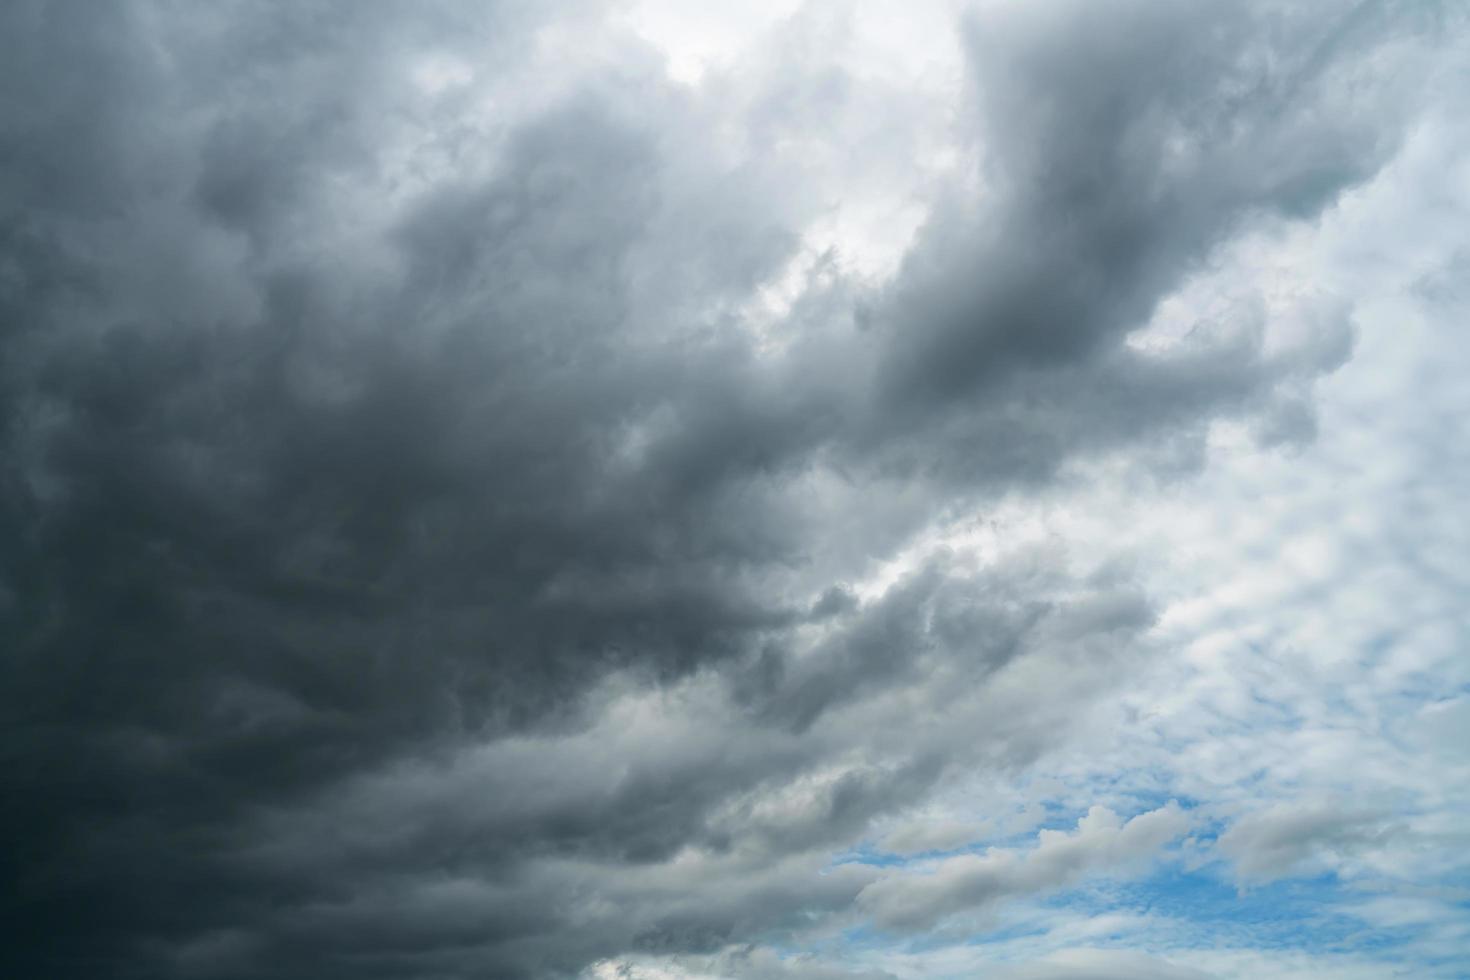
left=2, top=2, right=1468, bottom=978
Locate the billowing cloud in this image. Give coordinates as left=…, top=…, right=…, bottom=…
left=1, top=1, right=1464, bottom=978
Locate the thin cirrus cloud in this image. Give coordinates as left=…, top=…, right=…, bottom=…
left=1, top=2, right=1466, bottom=979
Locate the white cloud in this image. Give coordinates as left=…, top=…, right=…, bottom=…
left=857, top=803, right=1190, bottom=931
left=1216, top=800, right=1393, bottom=885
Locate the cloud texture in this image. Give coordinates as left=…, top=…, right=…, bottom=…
left=2, top=2, right=1465, bottom=978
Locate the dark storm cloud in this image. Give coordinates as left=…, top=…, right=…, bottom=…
left=0, top=1, right=1441, bottom=977
left=850, top=0, right=1390, bottom=486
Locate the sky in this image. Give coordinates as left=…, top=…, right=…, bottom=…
left=1, top=2, right=1467, bottom=978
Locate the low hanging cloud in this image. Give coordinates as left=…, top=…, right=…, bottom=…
left=857, top=803, right=1191, bottom=932
left=0, top=1, right=1459, bottom=978
left=1216, top=800, right=1397, bottom=885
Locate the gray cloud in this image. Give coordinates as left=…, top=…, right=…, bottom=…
left=857, top=803, right=1190, bottom=932
left=0, top=1, right=1448, bottom=977
left=1217, top=799, right=1398, bottom=884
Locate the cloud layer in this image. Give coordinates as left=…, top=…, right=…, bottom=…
left=2, top=2, right=1465, bottom=978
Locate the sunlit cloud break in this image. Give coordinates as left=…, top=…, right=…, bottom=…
left=2, top=2, right=1467, bottom=978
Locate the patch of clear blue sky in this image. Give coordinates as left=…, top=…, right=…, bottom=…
left=1043, top=866, right=1470, bottom=977
left=823, top=777, right=1469, bottom=974
left=826, top=839, right=1469, bottom=971
left=1052, top=870, right=1396, bottom=953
